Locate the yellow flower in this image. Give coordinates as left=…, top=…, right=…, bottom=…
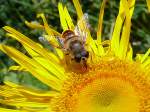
left=0, top=0, right=150, bottom=112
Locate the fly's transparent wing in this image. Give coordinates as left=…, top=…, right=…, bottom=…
left=39, top=36, right=54, bottom=51
left=39, top=36, right=49, bottom=45
left=56, top=36, right=64, bottom=48
left=39, top=35, right=64, bottom=49
left=74, top=13, right=90, bottom=43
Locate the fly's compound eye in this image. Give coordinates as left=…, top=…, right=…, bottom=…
left=81, top=50, right=89, bottom=58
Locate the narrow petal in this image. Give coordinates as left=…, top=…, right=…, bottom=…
left=0, top=108, right=24, bottom=112
left=37, top=13, right=53, bottom=36
left=25, top=20, right=60, bottom=36
left=37, top=14, right=61, bottom=36
left=58, top=3, right=68, bottom=31
left=118, top=19, right=131, bottom=59
left=141, top=48, right=150, bottom=63
left=5, top=81, right=59, bottom=98
left=0, top=85, right=23, bottom=98
left=55, top=48, right=64, bottom=60
left=96, top=0, right=107, bottom=56
left=146, top=0, right=150, bottom=12
left=97, top=0, right=107, bottom=43
left=139, top=49, right=150, bottom=68
left=3, top=26, right=60, bottom=64
left=72, top=0, right=83, bottom=19
left=7, top=33, right=60, bottom=64
left=9, top=66, right=26, bottom=71
left=25, top=19, right=61, bottom=36
left=111, top=0, right=135, bottom=59
left=126, top=44, right=133, bottom=61
left=0, top=82, right=54, bottom=112
left=4, top=102, right=49, bottom=110
left=111, top=1, right=126, bottom=55
left=25, top=21, right=44, bottom=29
left=0, top=102, right=51, bottom=112
left=142, top=58, right=150, bottom=68
left=0, top=45, right=62, bottom=91
left=33, top=57, right=66, bottom=80
left=64, top=6, right=75, bottom=30
left=23, top=45, right=67, bottom=80
left=118, top=0, right=135, bottom=59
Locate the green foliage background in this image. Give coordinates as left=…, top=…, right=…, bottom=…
left=0, top=0, right=150, bottom=90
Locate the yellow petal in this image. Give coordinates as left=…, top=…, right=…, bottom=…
left=25, top=21, right=44, bottom=29
left=23, top=42, right=60, bottom=64
left=118, top=19, right=131, bottom=59
left=37, top=13, right=61, bottom=36
left=141, top=48, right=150, bottom=63
left=8, top=32, right=61, bottom=66
left=0, top=101, right=51, bottom=112
left=3, top=26, right=60, bottom=64
left=139, top=49, right=150, bottom=68
left=97, top=0, right=107, bottom=43
left=0, top=108, right=26, bottom=112
left=118, top=0, right=134, bottom=59
left=126, top=44, right=133, bottom=61
left=4, top=81, right=59, bottom=98
left=64, top=6, right=75, bottom=30
left=26, top=20, right=60, bottom=36
left=0, top=85, right=23, bottom=98
left=111, top=1, right=126, bottom=55
left=111, top=17, right=125, bottom=55
left=0, top=45, right=62, bottom=91
left=33, top=57, right=66, bottom=80
left=23, top=44, right=66, bottom=80
left=127, top=0, right=136, bottom=17
left=55, top=48, right=64, bottom=60
left=72, top=0, right=83, bottom=19
left=37, top=13, right=53, bottom=36
left=146, top=0, right=150, bottom=12
left=5, top=102, right=49, bottom=109
left=142, top=58, right=150, bottom=68
left=3, top=81, right=20, bottom=88
left=96, top=0, right=107, bottom=56
left=64, top=7, right=74, bottom=30
left=0, top=81, right=55, bottom=111
left=135, top=54, right=144, bottom=61
left=58, top=3, right=68, bottom=31
left=111, top=0, right=135, bottom=59
left=9, top=66, right=26, bottom=71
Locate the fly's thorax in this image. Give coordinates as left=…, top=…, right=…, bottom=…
left=64, top=35, right=82, bottom=51
left=61, top=30, right=75, bottom=39
left=69, top=39, right=83, bottom=52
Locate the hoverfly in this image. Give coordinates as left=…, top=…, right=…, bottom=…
left=39, top=13, right=90, bottom=72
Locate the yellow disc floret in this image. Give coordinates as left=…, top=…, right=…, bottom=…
left=51, top=58, right=150, bottom=112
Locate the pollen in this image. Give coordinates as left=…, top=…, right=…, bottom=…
left=51, top=58, right=150, bottom=112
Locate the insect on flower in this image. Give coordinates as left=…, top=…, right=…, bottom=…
left=1, top=0, right=150, bottom=111
left=39, top=13, right=90, bottom=71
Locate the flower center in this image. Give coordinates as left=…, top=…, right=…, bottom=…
left=92, top=87, right=118, bottom=107
left=75, top=77, right=140, bottom=112
left=51, top=59, right=150, bottom=112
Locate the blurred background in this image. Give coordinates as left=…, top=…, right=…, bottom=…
left=0, top=0, right=150, bottom=90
